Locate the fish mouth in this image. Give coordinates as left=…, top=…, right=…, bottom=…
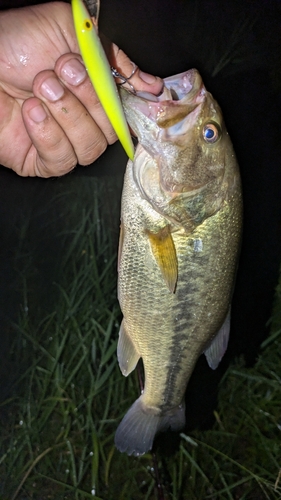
left=121, top=69, right=205, bottom=129
left=136, top=68, right=202, bottom=102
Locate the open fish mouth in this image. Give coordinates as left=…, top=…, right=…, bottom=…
left=120, top=69, right=206, bottom=132
left=135, top=68, right=203, bottom=102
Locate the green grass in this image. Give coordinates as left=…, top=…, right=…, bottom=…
left=0, top=175, right=280, bottom=499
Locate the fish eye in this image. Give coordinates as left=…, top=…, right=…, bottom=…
left=203, top=122, right=221, bottom=143
left=82, top=18, right=93, bottom=31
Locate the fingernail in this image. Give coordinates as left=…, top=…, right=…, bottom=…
left=40, top=77, right=64, bottom=101
left=139, top=71, right=157, bottom=84
left=61, top=58, right=87, bottom=86
left=28, top=104, right=47, bottom=123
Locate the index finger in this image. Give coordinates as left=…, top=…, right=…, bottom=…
left=107, top=43, right=164, bottom=96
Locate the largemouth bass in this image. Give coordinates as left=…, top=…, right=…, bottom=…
left=115, top=69, right=242, bottom=456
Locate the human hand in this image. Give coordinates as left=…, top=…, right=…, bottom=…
left=0, top=2, right=163, bottom=177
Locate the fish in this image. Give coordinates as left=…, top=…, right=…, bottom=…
left=71, top=0, right=134, bottom=159
left=115, top=68, right=242, bottom=456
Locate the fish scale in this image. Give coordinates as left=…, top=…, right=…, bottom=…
left=115, top=69, right=242, bottom=456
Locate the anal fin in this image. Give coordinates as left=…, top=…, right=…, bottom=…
left=204, top=308, right=231, bottom=370
left=117, top=319, right=140, bottom=376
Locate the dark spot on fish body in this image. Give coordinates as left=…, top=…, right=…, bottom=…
left=159, top=355, right=187, bottom=411
left=159, top=295, right=200, bottom=407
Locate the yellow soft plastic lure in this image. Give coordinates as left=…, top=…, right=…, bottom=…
left=72, top=0, right=134, bottom=160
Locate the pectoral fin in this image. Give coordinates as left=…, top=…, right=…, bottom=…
left=147, top=225, right=178, bottom=293
left=204, top=308, right=231, bottom=370
left=117, top=320, right=140, bottom=376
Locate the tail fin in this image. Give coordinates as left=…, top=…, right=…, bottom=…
left=115, top=396, right=185, bottom=456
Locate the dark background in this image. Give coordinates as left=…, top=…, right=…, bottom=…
left=0, top=0, right=281, bottom=431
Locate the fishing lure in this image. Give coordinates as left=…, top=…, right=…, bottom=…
left=72, top=0, right=134, bottom=160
